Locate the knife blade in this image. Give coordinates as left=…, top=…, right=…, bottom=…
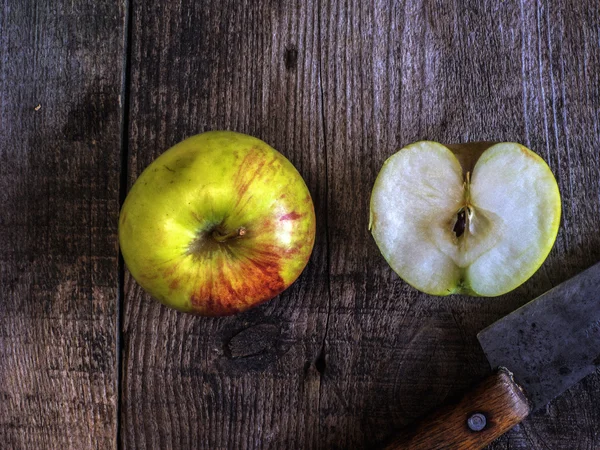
left=385, top=261, right=600, bottom=450
left=477, top=261, right=600, bottom=412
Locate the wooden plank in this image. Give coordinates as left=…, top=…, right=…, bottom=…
left=488, top=2, right=600, bottom=448
left=122, top=1, right=328, bottom=449
left=318, top=0, right=600, bottom=449
left=0, top=1, right=125, bottom=449
left=122, top=0, right=599, bottom=448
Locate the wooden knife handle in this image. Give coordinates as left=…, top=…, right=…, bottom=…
left=384, top=368, right=531, bottom=450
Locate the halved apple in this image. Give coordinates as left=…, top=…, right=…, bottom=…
left=369, top=141, right=561, bottom=296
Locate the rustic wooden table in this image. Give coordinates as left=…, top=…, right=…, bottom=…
left=2, top=1, right=599, bottom=449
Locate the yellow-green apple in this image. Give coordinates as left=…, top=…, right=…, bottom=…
left=369, top=141, right=561, bottom=296
left=119, top=131, right=316, bottom=315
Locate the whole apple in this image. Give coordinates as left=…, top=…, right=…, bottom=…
left=119, top=131, right=316, bottom=315
left=369, top=141, right=561, bottom=297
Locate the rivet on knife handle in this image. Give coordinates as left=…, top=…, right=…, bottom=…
left=383, top=368, right=530, bottom=450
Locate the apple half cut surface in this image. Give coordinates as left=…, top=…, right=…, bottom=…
left=369, top=141, right=561, bottom=296
left=119, top=131, right=316, bottom=316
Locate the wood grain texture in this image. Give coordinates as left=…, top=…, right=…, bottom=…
left=385, top=369, right=531, bottom=450
left=122, top=1, right=328, bottom=449
left=4, top=0, right=596, bottom=449
left=318, top=0, right=600, bottom=449
left=0, top=1, right=124, bottom=449
left=120, top=0, right=600, bottom=449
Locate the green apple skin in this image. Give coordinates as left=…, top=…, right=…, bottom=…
left=119, top=131, right=316, bottom=316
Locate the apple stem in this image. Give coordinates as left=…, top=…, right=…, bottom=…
left=464, top=171, right=472, bottom=201
left=212, top=227, right=246, bottom=243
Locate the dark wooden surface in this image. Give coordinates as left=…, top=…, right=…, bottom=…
left=1, top=1, right=600, bottom=449
left=0, top=1, right=124, bottom=449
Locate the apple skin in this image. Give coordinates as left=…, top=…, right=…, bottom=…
left=119, top=131, right=316, bottom=316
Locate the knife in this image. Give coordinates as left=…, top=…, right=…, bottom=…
left=385, top=261, right=600, bottom=450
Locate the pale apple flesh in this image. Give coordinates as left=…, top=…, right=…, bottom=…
left=369, top=141, right=561, bottom=296
left=119, top=131, right=316, bottom=315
